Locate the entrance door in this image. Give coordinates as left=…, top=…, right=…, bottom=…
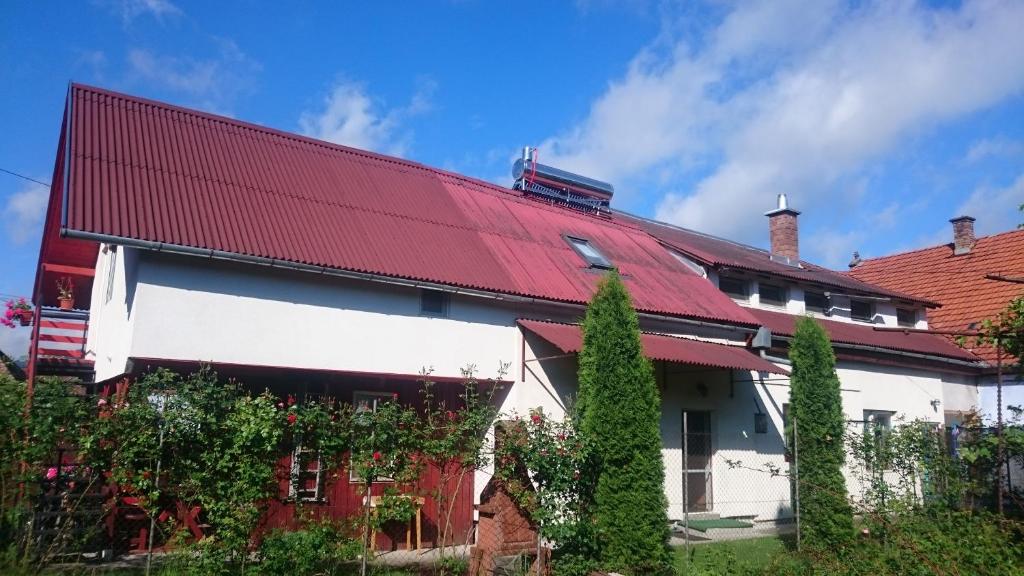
left=683, top=411, right=713, bottom=512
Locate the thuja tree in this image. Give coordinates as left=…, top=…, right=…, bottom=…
left=788, top=316, right=853, bottom=548
left=577, top=270, right=670, bottom=573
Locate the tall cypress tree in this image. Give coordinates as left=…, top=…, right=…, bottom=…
left=577, top=270, right=670, bottom=572
left=788, top=316, right=853, bottom=548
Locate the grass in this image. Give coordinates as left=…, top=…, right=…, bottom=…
left=674, top=535, right=791, bottom=575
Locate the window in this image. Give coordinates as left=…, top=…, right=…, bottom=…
left=897, top=308, right=917, bottom=328
left=350, top=391, right=397, bottom=483
left=864, top=410, right=894, bottom=458
left=805, top=291, right=829, bottom=314
left=758, top=283, right=787, bottom=307
left=668, top=249, right=707, bottom=278
left=850, top=299, right=874, bottom=322
left=754, top=413, right=768, bottom=434
left=289, top=392, right=326, bottom=502
left=718, top=276, right=748, bottom=300
left=104, top=246, right=118, bottom=304
left=420, top=289, right=450, bottom=317
left=565, top=236, right=613, bottom=269
left=290, top=435, right=325, bottom=502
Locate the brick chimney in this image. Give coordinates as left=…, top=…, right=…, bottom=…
left=950, top=215, right=976, bottom=255
left=765, top=194, right=800, bottom=264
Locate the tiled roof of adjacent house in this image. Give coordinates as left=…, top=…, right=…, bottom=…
left=849, top=229, right=1024, bottom=364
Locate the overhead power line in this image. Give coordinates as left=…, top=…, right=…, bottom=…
left=0, top=168, right=50, bottom=187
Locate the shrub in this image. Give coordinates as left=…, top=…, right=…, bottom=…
left=577, top=270, right=670, bottom=573
left=256, top=519, right=361, bottom=576
left=787, top=316, right=853, bottom=549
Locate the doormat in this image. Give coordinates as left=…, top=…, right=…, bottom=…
left=680, top=518, right=753, bottom=532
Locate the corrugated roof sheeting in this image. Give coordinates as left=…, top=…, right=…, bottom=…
left=747, top=308, right=980, bottom=361
left=518, top=319, right=788, bottom=375
left=64, top=84, right=757, bottom=326
left=619, top=213, right=937, bottom=306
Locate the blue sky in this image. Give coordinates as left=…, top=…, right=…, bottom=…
left=1, top=0, right=1023, bottom=355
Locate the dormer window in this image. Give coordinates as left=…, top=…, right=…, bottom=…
left=805, top=291, right=829, bottom=314
left=851, top=299, right=874, bottom=322
left=758, top=282, right=787, bottom=307
left=897, top=308, right=917, bottom=328
left=718, top=275, right=748, bottom=300
left=565, top=236, right=613, bottom=269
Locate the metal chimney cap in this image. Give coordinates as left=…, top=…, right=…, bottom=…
left=765, top=194, right=800, bottom=217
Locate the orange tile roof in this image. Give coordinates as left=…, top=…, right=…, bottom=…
left=849, top=229, right=1024, bottom=364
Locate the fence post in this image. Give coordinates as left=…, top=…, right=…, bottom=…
left=683, top=411, right=689, bottom=566
left=793, top=415, right=800, bottom=552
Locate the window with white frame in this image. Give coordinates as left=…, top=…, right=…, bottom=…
left=863, top=410, right=894, bottom=457
left=850, top=299, right=874, bottom=322
left=565, top=236, right=613, bottom=269
left=350, top=391, right=397, bottom=483
left=289, top=392, right=326, bottom=502
left=897, top=307, right=917, bottom=328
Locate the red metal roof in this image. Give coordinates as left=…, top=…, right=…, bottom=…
left=58, top=84, right=758, bottom=326
left=848, top=229, right=1024, bottom=364
left=616, top=213, right=937, bottom=306
left=746, top=308, right=980, bottom=362
left=518, top=319, right=789, bottom=375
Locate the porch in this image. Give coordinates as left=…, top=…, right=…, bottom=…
left=517, top=319, right=796, bottom=526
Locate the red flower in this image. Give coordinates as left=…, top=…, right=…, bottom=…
left=446, top=410, right=456, bottom=421
left=287, top=413, right=297, bottom=425
left=392, top=393, right=399, bottom=400
left=531, top=414, right=542, bottom=424
left=373, top=451, right=382, bottom=461
left=287, top=394, right=296, bottom=406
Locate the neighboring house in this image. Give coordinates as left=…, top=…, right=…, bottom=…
left=25, top=85, right=985, bottom=539
left=849, top=220, right=1024, bottom=424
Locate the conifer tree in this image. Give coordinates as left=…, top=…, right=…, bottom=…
left=788, top=316, right=853, bottom=548
left=577, top=270, right=670, bottom=572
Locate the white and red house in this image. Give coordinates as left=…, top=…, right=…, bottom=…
left=26, top=85, right=987, bottom=542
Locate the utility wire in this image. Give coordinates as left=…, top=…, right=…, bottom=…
left=0, top=168, right=50, bottom=187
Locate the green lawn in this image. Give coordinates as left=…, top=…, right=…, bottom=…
left=674, top=535, right=791, bottom=575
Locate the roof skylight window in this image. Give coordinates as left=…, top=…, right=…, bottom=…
left=565, top=236, right=613, bottom=269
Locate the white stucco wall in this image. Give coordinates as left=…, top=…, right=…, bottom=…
left=85, top=249, right=981, bottom=519
left=126, top=253, right=521, bottom=381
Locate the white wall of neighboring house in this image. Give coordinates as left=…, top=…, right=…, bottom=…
left=979, top=374, right=1024, bottom=423
left=86, top=245, right=137, bottom=382
left=85, top=248, right=983, bottom=520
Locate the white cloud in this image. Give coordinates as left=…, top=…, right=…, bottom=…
left=964, top=137, right=1024, bottom=163
left=2, top=181, right=49, bottom=245
left=126, top=39, right=260, bottom=114
left=299, top=78, right=436, bottom=157
left=954, top=174, right=1024, bottom=235
left=97, top=0, right=182, bottom=24
left=536, top=0, right=1024, bottom=250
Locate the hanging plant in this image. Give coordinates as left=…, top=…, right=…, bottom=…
left=1, top=298, right=33, bottom=328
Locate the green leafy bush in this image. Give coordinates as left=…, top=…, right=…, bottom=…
left=577, top=270, right=670, bottom=573
left=256, top=519, right=361, bottom=576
